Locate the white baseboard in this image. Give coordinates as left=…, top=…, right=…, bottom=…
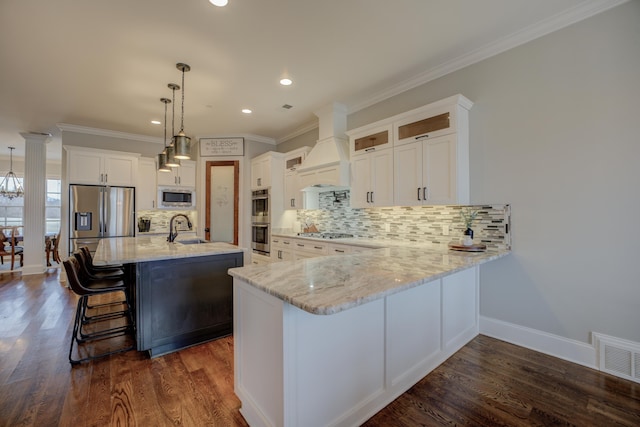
left=480, top=316, right=597, bottom=369
left=20, top=264, right=47, bottom=276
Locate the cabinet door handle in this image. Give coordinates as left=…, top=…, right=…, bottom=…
left=104, top=174, right=108, bottom=183
left=415, top=134, right=429, bottom=141
left=366, top=191, right=370, bottom=203
left=314, top=246, right=323, bottom=250
left=370, top=191, right=374, bottom=204
left=283, top=241, right=289, bottom=245
left=365, top=147, right=376, bottom=152
left=335, top=249, right=345, bottom=253
left=297, top=243, right=304, bottom=247
left=417, top=187, right=421, bottom=201
left=423, top=187, right=427, bottom=200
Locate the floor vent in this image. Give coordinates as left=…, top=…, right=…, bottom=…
left=593, top=332, right=640, bottom=384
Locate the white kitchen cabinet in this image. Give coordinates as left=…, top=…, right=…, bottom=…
left=292, top=239, right=328, bottom=259
left=137, top=158, right=157, bottom=209
left=350, top=147, right=394, bottom=208
left=251, top=253, right=272, bottom=265
left=284, top=146, right=312, bottom=172
left=393, top=95, right=471, bottom=205
left=157, top=160, right=196, bottom=187
left=250, top=154, right=272, bottom=190
left=271, top=236, right=294, bottom=262
left=233, top=265, right=479, bottom=427
left=283, top=147, right=313, bottom=210
left=349, top=123, right=392, bottom=158
left=394, top=133, right=464, bottom=205
left=328, top=243, right=375, bottom=254
left=283, top=171, right=302, bottom=210
left=394, top=133, right=459, bottom=205
left=66, top=146, right=138, bottom=186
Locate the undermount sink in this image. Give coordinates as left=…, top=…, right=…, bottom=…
left=176, top=239, right=210, bottom=245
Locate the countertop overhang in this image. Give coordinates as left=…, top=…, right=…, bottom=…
left=229, top=244, right=509, bottom=315
left=94, top=236, right=245, bottom=265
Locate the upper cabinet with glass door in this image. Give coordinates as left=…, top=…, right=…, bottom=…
left=393, top=95, right=473, bottom=205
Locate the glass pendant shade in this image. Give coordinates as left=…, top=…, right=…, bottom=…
left=173, top=131, right=191, bottom=159
left=165, top=144, right=180, bottom=167
left=157, top=151, right=171, bottom=172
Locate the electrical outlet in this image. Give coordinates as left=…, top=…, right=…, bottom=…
left=442, top=224, right=449, bottom=236
left=384, top=223, right=391, bottom=232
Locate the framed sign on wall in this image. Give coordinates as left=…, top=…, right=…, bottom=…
left=200, top=137, right=244, bottom=157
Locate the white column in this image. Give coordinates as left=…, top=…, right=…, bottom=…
left=20, top=132, right=50, bottom=275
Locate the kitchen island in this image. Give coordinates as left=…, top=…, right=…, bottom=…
left=229, top=245, right=509, bottom=427
left=95, top=236, right=245, bottom=357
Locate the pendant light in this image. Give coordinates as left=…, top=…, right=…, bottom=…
left=173, top=62, right=191, bottom=160
left=0, top=147, right=24, bottom=199
left=157, top=97, right=172, bottom=172
left=165, top=83, right=181, bottom=168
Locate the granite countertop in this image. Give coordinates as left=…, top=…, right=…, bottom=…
left=228, top=245, right=510, bottom=315
left=94, top=236, right=245, bottom=265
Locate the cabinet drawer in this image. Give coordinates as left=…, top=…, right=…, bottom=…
left=328, top=243, right=350, bottom=255
left=293, top=240, right=328, bottom=256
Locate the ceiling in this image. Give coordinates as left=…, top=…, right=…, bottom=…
left=0, top=0, right=621, bottom=160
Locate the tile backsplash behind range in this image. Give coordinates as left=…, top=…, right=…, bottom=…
left=297, top=190, right=510, bottom=251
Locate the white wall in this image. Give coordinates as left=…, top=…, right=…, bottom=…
left=348, top=1, right=640, bottom=344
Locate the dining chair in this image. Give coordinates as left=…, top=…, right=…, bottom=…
left=0, top=226, right=23, bottom=270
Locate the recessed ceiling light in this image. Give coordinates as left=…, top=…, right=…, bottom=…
left=280, top=78, right=293, bottom=86
left=242, top=109, right=252, bottom=114
left=151, top=120, right=161, bottom=125
left=209, top=0, right=228, bottom=6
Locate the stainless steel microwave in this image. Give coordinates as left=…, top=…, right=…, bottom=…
left=158, top=187, right=196, bottom=209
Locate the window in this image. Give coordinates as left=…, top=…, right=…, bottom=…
left=0, top=178, right=61, bottom=233
left=46, top=179, right=61, bottom=234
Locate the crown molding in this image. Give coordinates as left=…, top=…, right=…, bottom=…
left=56, top=123, right=163, bottom=144
left=197, top=133, right=276, bottom=145
left=276, top=120, right=319, bottom=144
left=347, top=0, right=629, bottom=114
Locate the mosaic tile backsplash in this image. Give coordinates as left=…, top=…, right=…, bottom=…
left=297, top=191, right=511, bottom=251
left=136, top=210, right=198, bottom=234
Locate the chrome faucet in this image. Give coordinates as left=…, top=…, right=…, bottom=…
left=167, top=214, right=192, bottom=242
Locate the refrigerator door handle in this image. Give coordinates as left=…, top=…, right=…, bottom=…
left=98, top=187, right=105, bottom=235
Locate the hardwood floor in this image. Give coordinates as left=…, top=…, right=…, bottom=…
left=1, top=270, right=639, bottom=427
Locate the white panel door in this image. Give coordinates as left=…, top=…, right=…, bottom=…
left=350, top=155, right=372, bottom=208
left=370, top=148, right=394, bottom=207
left=394, top=142, right=423, bottom=206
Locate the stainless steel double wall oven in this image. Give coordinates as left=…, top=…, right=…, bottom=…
left=251, top=189, right=270, bottom=256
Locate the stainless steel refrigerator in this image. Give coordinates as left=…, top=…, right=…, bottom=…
left=69, top=184, right=135, bottom=254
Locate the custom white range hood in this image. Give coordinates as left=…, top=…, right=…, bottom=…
left=297, top=102, right=350, bottom=188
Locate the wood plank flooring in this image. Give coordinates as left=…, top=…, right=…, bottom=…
left=1, top=270, right=639, bottom=426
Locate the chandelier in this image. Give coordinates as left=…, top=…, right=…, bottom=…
left=0, top=147, right=24, bottom=199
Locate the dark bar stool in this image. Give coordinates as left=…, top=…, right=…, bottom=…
left=63, top=257, right=135, bottom=365
left=76, top=247, right=124, bottom=280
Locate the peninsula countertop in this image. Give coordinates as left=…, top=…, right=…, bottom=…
left=228, top=245, right=509, bottom=315
left=94, top=236, right=245, bottom=265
